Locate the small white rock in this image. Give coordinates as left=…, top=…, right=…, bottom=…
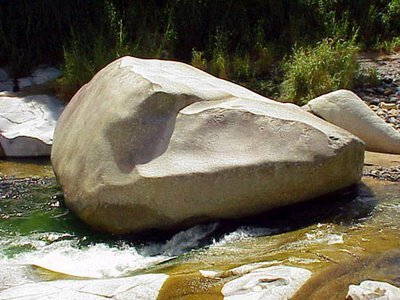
left=0, top=94, right=64, bottom=157
left=347, top=280, right=400, bottom=300
left=199, top=270, right=219, bottom=278
left=221, top=265, right=312, bottom=300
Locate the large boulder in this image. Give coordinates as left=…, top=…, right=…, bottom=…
left=304, top=89, right=400, bottom=154
left=0, top=94, right=64, bottom=157
left=52, top=57, right=365, bottom=234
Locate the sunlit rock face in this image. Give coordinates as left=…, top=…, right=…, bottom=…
left=0, top=94, right=64, bottom=157
left=51, top=56, right=365, bottom=234
left=304, top=89, right=400, bottom=154
left=0, top=273, right=168, bottom=299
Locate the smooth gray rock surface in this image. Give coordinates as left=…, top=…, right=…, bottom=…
left=304, top=89, right=400, bottom=154
left=0, top=94, right=64, bottom=157
left=52, top=56, right=365, bottom=234
left=347, top=280, right=400, bottom=300
left=0, top=273, right=168, bottom=300
left=221, top=265, right=312, bottom=300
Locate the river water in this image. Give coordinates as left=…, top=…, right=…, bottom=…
left=0, top=159, right=399, bottom=299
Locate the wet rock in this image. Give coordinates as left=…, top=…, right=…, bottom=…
left=363, top=166, right=400, bottom=182
left=0, top=176, right=55, bottom=200
left=221, top=265, right=312, bottom=300
left=346, top=281, right=400, bottom=300
left=0, top=273, right=168, bottom=300
left=52, top=56, right=364, bottom=234
left=0, top=94, right=64, bottom=157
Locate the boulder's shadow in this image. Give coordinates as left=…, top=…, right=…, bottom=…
left=133, top=183, right=378, bottom=256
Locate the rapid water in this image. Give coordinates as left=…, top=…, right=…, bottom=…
left=0, top=159, right=399, bottom=298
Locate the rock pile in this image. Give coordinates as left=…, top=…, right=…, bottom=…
left=357, top=53, right=400, bottom=131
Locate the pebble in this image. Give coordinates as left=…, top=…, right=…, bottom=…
left=379, top=102, right=397, bottom=110
left=363, top=166, right=400, bottom=182
left=388, top=109, right=398, bottom=117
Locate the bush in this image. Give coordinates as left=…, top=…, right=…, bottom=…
left=280, top=37, right=360, bottom=105
left=191, top=50, right=207, bottom=71
left=231, top=54, right=251, bottom=80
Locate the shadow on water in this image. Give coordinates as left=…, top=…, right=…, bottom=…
left=0, top=177, right=378, bottom=258
left=125, top=183, right=378, bottom=256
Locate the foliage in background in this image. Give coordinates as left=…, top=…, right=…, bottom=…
left=1, top=0, right=399, bottom=100
left=280, top=37, right=360, bottom=105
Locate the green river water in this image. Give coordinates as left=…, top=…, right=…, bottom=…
left=0, top=159, right=399, bottom=299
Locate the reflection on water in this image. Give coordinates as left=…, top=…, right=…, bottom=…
left=0, top=172, right=399, bottom=292
left=0, top=158, right=53, bottom=178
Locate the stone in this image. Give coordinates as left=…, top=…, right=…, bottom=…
left=17, top=77, right=33, bottom=89
left=31, top=67, right=61, bottom=85
left=0, top=273, right=168, bottom=300
left=382, top=76, right=393, bottom=84
left=52, top=56, right=364, bottom=234
left=304, top=90, right=400, bottom=154
left=0, top=81, right=14, bottom=92
left=380, top=102, right=397, bottom=110
left=346, top=281, right=400, bottom=300
left=0, top=94, right=64, bottom=157
left=221, top=265, right=312, bottom=300
left=388, top=109, right=398, bottom=117
left=0, top=68, right=8, bottom=82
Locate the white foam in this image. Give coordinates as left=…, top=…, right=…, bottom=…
left=212, top=226, right=274, bottom=247
left=0, top=233, right=169, bottom=279
left=142, top=222, right=219, bottom=256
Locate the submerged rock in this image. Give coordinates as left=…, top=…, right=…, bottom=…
left=304, top=90, right=400, bottom=154
left=0, top=94, right=64, bottom=157
left=221, top=265, right=312, bottom=300
left=0, top=273, right=168, bottom=300
left=52, top=56, right=364, bottom=234
left=346, top=281, right=400, bottom=300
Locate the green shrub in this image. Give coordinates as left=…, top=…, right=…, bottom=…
left=375, top=36, right=400, bottom=53
left=231, top=54, right=251, bottom=80
left=209, top=30, right=229, bottom=79
left=209, top=52, right=228, bottom=79
left=254, top=46, right=275, bottom=77
left=358, top=66, right=380, bottom=87
left=191, top=50, right=207, bottom=71
left=280, top=37, right=360, bottom=105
